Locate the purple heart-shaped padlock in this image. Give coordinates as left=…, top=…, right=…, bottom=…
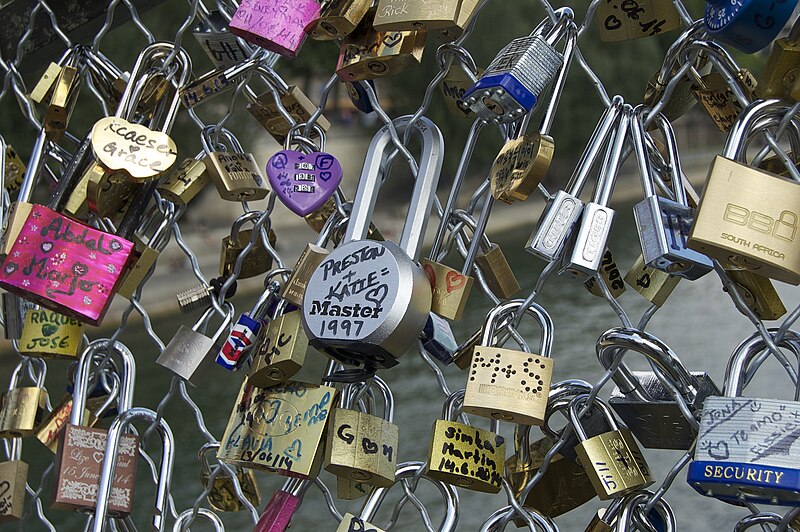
left=266, top=150, right=343, bottom=216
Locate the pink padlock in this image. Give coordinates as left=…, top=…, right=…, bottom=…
left=228, top=0, right=320, bottom=58
left=254, top=479, right=309, bottom=532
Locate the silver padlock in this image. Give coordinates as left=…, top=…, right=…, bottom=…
left=303, top=115, right=443, bottom=376
left=526, top=96, right=623, bottom=261
left=596, top=327, right=720, bottom=450
left=560, top=103, right=631, bottom=279
left=630, top=107, right=713, bottom=280
left=192, top=1, right=252, bottom=68
left=156, top=304, right=233, bottom=386
left=460, top=9, right=573, bottom=123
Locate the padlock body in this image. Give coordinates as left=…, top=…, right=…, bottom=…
left=218, top=381, right=337, bottom=479
left=0, top=205, right=135, bottom=325
left=689, top=396, right=800, bottom=505
left=18, top=309, right=83, bottom=359
left=0, top=460, right=27, bottom=523
left=156, top=325, right=216, bottom=387
left=193, top=11, right=250, bottom=67
left=693, top=71, right=755, bottom=132
left=324, top=409, right=397, bottom=487
left=217, top=314, right=262, bottom=371
left=373, top=0, right=461, bottom=31
left=0, top=201, right=34, bottom=259
left=254, top=489, right=302, bottom=531
left=440, top=65, right=480, bottom=118
left=0, top=387, right=47, bottom=437
left=624, top=254, right=680, bottom=307
left=475, top=244, right=520, bottom=298
left=35, top=394, right=107, bottom=453
left=421, top=313, right=459, bottom=365
left=463, top=346, right=553, bottom=425
left=52, top=425, right=139, bottom=515
left=758, top=38, right=800, bottom=99
left=575, top=428, right=653, bottom=499
left=337, top=476, right=371, bottom=500
left=306, top=0, right=371, bottom=39
left=584, top=248, right=626, bottom=299
left=228, top=0, right=320, bottom=58
left=525, top=190, right=584, bottom=261
left=282, top=244, right=330, bottom=307
left=201, top=467, right=260, bottom=512
left=219, top=227, right=276, bottom=279
left=206, top=152, right=269, bottom=202
left=303, top=240, right=432, bottom=369
left=609, top=371, right=720, bottom=450
left=725, top=269, right=787, bottom=321
left=3, top=145, right=25, bottom=197
left=247, top=87, right=331, bottom=144
left=561, top=202, right=615, bottom=279
left=157, top=158, right=210, bottom=207
left=249, top=311, right=308, bottom=386
left=633, top=196, right=713, bottom=280
left=421, top=259, right=473, bottom=321
left=427, top=419, right=505, bottom=493
left=491, top=134, right=553, bottom=204
left=687, top=156, right=800, bottom=285
left=1, top=294, right=26, bottom=340
left=117, top=241, right=159, bottom=300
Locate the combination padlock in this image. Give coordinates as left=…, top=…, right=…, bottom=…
left=704, top=0, right=797, bottom=53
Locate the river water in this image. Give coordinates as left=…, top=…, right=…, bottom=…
left=7, top=203, right=800, bottom=531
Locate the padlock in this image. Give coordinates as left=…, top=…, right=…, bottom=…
left=440, top=55, right=480, bottom=118
left=83, top=162, right=141, bottom=219
left=373, top=0, right=477, bottom=37
left=344, top=79, right=377, bottom=113
left=255, top=477, right=310, bottom=531
left=630, top=107, right=713, bottom=280
left=460, top=9, right=572, bottom=123
left=463, top=299, right=554, bottom=425
left=623, top=254, right=681, bottom=308
left=703, top=0, right=796, bottom=54
left=338, top=476, right=371, bottom=501
left=419, top=313, right=459, bottom=366
left=180, top=54, right=266, bottom=110
left=2, top=143, right=25, bottom=198
left=220, top=212, right=277, bottom=279
left=560, top=103, right=630, bottom=280
left=597, top=327, right=721, bottom=450
left=266, top=125, right=344, bottom=216
left=29, top=61, right=63, bottom=104
left=193, top=1, right=252, bottom=67
left=687, top=98, right=800, bottom=285
left=116, top=202, right=175, bottom=300
left=174, top=508, right=225, bottom=531
left=229, top=0, right=320, bottom=58
left=0, top=438, right=27, bottom=523
left=693, top=70, right=757, bottom=132
left=157, top=152, right=210, bottom=207
left=758, top=18, right=800, bottom=99
left=303, top=115, right=443, bottom=374
left=584, top=249, right=626, bottom=300
left=52, top=340, right=138, bottom=516
left=249, top=309, right=309, bottom=386
left=92, top=407, right=173, bottom=531
left=596, top=0, right=681, bottom=41
left=475, top=243, right=520, bottom=299
left=342, top=461, right=458, bottom=532
left=481, top=505, right=556, bottom=531
left=688, top=329, right=800, bottom=505
left=199, top=441, right=260, bottom=512
left=325, top=377, right=398, bottom=487
left=18, top=308, right=83, bottom=359
left=723, top=269, right=787, bottom=321
left=526, top=96, right=623, bottom=262
left=616, top=492, right=676, bottom=532
left=156, top=305, right=233, bottom=387
left=306, top=0, right=371, bottom=40
left=201, top=126, right=269, bottom=202
left=246, top=83, right=331, bottom=145
left=427, top=389, right=505, bottom=493
left=570, top=395, right=654, bottom=500
left=42, top=47, right=82, bottom=143
left=218, top=279, right=282, bottom=370
left=217, top=380, right=338, bottom=479
left=82, top=48, right=130, bottom=113
left=336, top=7, right=427, bottom=81
left=0, top=360, right=48, bottom=437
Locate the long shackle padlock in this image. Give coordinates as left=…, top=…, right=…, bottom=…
left=303, top=115, right=443, bottom=375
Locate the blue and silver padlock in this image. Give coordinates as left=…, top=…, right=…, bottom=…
left=704, top=0, right=798, bottom=53
left=345, top=80, right=376, bottom=114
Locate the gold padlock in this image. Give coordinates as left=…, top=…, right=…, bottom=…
left=623, top=254, right=680, bottom=307
left=723, top=269, right=787, bottom=321
left=307, top=0, right=371, bottom=40
left=3, top=145, right=25, bottom=197
left=29, top=62, right=62, bottom=104
left=0, top=360, right=48, bottom=438
left=18, top=309, right=83, bottom=359
left=584, top=249, right=626, bottom=300
left=491, top=134, right=553, bottom=204
left=440, top=62, right=481, bottom=118
left=202, top=127, right=269, bottom=202
left=35, top=389, right=115, bottom=453
left=324, top=378, right=398, bottom=488
left=248, top=310, right=308, bottom=387
left=247, top=86, right=331, bottom=145
left=463, top=300, right=554, bottom=426
left=0, top=439, right=28, bottom=523
left=282, top=244, right=330, bottom=308
left=475, top=243, right=520, bottom=299
left=421, top=257, right=474, bottom=321
left=596, top=0, right=680, bottom=42
left=427, top=390, right=505, bottom=493
left=45, top=64, right=80, bottom=142
left=199, top=442, right=261, bottom=512
left=757, top=23, right=800, bottom=99
left=692, top=70, right=756, bottom=132
left=156, top=154, right=210, bottom=207
left=220, top=215, right=277, bottom=279
left=85, top=163, right=141, bottom=218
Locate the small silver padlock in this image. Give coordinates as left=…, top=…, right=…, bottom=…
left=302, top=115, right=443, bottom=375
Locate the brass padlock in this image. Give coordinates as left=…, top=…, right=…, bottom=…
left=282, top=241, right=332, bottom=308
left=307, top=0, right=371, bottom=40
left=427, top=390, right=505, bottom=493
left=463, top=300, right=554, bottom=426
left=218, top=380, right=338, bottom=479
left=475, top=243, right=520, bottom=299
left=156, top=152, right=210, bottom=207
left=757, top=20, right=800, bottom=99
left=202, top=126, right=269, bottom=202
left=247, top=84, right=331, bottom=145
left=324, top=378, right=398, bottom=488
left=45, top=63, right=80, bottom=142
left=692, top=69, right=756, bottom=132
left=0, top=438, right=28, bottom=523
left=18, top=309, right=83, bottom=359
left=30, top=62, right=62, bottom=104
left=248, top=310, right=308, bottom=387
left=584, top=249, right=626, bottom=300
left=3, top=144, right=25, bottom=197
left=373, top=0, right=475, bottom=37
left=199, top=442, right=260, bottom=512
left=571, top=396, right=653, bottom=500
left=84, top=162, right=141, bottom=218
left=336, top=8, right=426, bottom=81
left=0, top=360, right=48, bottom=438
left=723, top=269, right=787, bottom=321
left=623, top=254, right=680, bottom=307
left=596, top=0, right=680, bottom=41
left=440, top=61, right=481, bottom=118
left=337, top=477, right=371, bottom=500
left=220, top=212, right=277, bottom=279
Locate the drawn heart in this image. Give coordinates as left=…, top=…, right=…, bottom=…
left=93, top=451, right=105, bottom=464
left=40, top=241, right=53, bottom=253
left=382, top=32, right=402, bottom=48
left=42, top=323, right=57, bottom=337
left=266, top=149, right=343, bottom=216
left=361, top=437, right=378, bottom=455
left=3, top=262, right=17, bottom=276
left=707, top=440, right=729, bottom=460
left=445, top=271, right=466, bottom=293
left=423, top=263, right=436, bottom=290
left=364, top=284, right=389, bottom=308
left=284, top=439, right=302, bottom=460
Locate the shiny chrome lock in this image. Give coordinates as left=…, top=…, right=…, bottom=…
left=229, top=0, right=320, bottom=58
left=688, top=329, right=800, bottom=505
left=560, top=103, right=631, bottom=279
left=0, top=360, right=48, bottom=437
left=630, top=107, right=713, bottom=280
left=463, top=300, right=554, bottom=425
left=460, top=9, right=572, bottom=123
left=597, top=327, right=720, bottom=450
left=526, top=96, right=623, bottom=261
left=201, top=126, right=269, bottom=202
left=302, top=116, right=443, bottom=376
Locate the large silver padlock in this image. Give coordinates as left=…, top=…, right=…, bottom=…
left=560, top=103, right=631, bottom=279
left=630, top=107, right=713, bottom=280
left=302, top=115, right=443, bottom=375
left=688, top=329, right=800, bottom=505
left=526, top=96, right=623, bottom=261
left=596, top=327, right=720, bottom=450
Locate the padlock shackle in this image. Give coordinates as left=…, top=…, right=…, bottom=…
left=18, top=128, right=48, bottom=204
left=630, top=106, right=688, bottom=207
left=657, top=20, right=706, bottom=85
left=481, top=300, right=554, bottom=357
left=285, top=122, right=326, bottom=152
left=93, top=407, right=174, bottom=532
left=617, top=492, right=676, bottom=532
left=723, top=98, right=790, bottom=159
left=172, top=508, right=224, bottom=532
left=344, top=115, right=444, bottom=261
left=541, top=7, right=574, bottom=47
left=369, top=376, right=394, bottom=422
left=358, top=461, right=458, bottom=531
left=71, top=340, right=136, bottom=426
left=441, top=389, right=466, bottom=422
left=724, top=329, right=800, bottom=396
left=592, top=104, right=630, bottom=206
left=539, top=378, right=594, bottom=442
left=568, top=394, right=619, bottom=441
left=480, top=505, right=557, bottom=532
left=596, top=327, right=700, bottom=404
left=201, top=125, right=245, bottom=155
left=538, top=21, right=576, bottom=137
left=7, top=358, right=46, bottom=390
